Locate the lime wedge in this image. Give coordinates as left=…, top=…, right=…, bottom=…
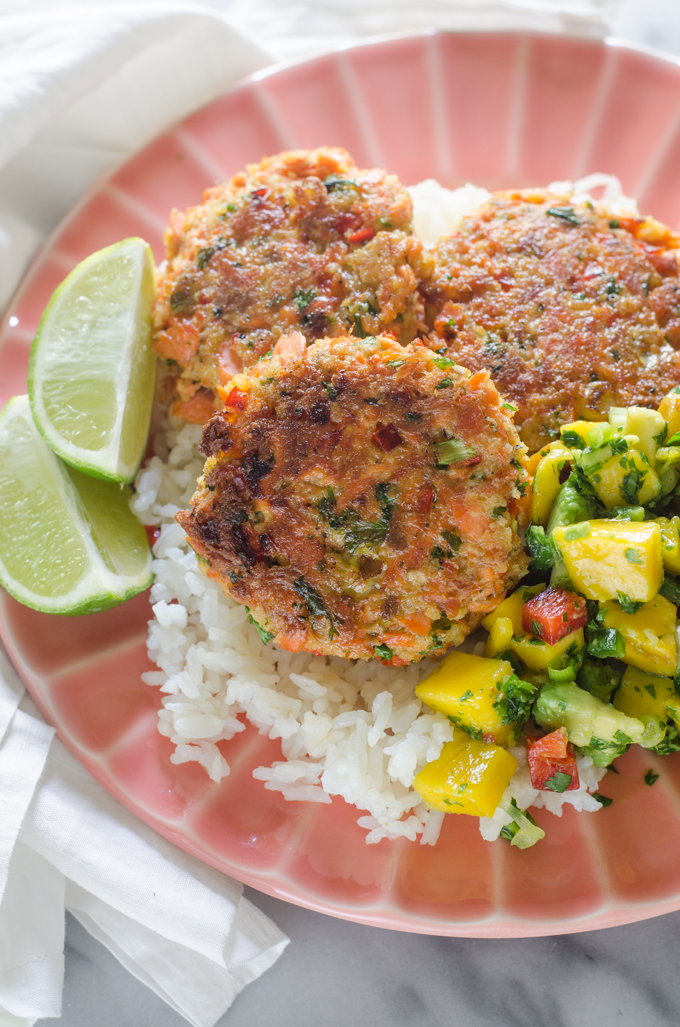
left=28, top=237, right=156, bottom=484
left=0, top=395, right=152, bottom=614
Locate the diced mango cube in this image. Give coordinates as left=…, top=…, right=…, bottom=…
left=530, top=443, right=574, bottom=526
left=484, top=616, right=514, bottom=658
left=601, top=594, right=677, bottom=676
left=482, top=584, right=544, bottom=636
left=613, top=666, right=676, bottom=722
left=559, top=421, right=596, bottom=448
left=657, top=516, right=680, bottom=576
left=658, top=389, right=680, bottom=439
left=412, top=732, right=518, bottom=816
left=510, top=627, right=585, bottom=673
left=590, top=448, right=660, bottom=510
left=552, top=519, right=663, bottom=602
left=415, top=651, right=515, bottom=745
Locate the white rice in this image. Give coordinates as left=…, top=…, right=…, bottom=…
left=131, top=176, right=624, bottom=846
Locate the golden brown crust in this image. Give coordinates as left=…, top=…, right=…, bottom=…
left=420, top=191, right=680, bottom=452
left=176, top=333, right=529, bottom=664
left=153, top=147, right=432, bottom=420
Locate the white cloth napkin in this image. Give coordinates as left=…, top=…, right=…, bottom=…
left=0, top=646, right=289, bottom=1027
left=0, top=1, right=619, bottom=1025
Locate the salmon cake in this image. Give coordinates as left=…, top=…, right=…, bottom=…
left=153, top=147, right=432, bottom=422
left=420, top=190, right=680, bottom=453
left=176, top=332, right=529, bottom=664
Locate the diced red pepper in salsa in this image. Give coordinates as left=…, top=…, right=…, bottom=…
left=521, top=586, right=587, bottom=645
left=225, top=386, right=248, bottom=410
left=347, top=227, right=375, bottom=245
left=372, top=422, right=403, bottom=451
left=526, top=728, right=580, bottom=792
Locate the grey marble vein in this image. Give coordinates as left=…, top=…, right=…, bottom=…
left=36, top=2, right=680, bottom=1025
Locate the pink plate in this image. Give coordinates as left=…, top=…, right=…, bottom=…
left=4, top=30, right=680, bottom=937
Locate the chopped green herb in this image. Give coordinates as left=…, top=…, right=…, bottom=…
left=525, top=524, right=558, bottom=573
left=644, top=769, right=660, bottom=786
left=644, top=683, right=657, bottom=699
left=459, top=690, right=474, bottom=702
left=247, top=613, right=274, bottom=645
left=543, top=771, right=572, bottom=793
left=196, top=246, right=214, bottom=270
left=624, top=547, right=642, bottom=565
left=432, top=355, right=455, bottom=371
left=620, top=469, right=645, bottom=505
left=616, top=591, right=644, bottom=614
left=593, top=792, right=613, bottom=807
left=293, top=577, right=337, bottom=639
left=323, top=382, right=337, bottom=400
left=374, top=642, right=393, bottom=662
left=406, top=411, right=422, bottom=422
left=430, top=612, right=453, bottom=634
left=435, top=377, right=453, bottom=390
left=292, top=287, right=315, bottom=311
left=493, top=674, right=537, bottom=729
left=546, top=205, right=580, bottom=225
left=441, top=530, right=461, bottom=552
left=492, top=506, right=507, bottom=517
left=324, top=175, right=358, bottom=192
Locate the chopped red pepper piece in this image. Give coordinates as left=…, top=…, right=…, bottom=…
left=347, top=227, right=375, bottom=245
left=415, top=484, right=435, bottom=514
left=521, top=586, right=587, bottom=645
left=372, top=422, right=403, bottom=451
left=144, top=525, right=161, bottom=548
left=225, top=386, right=248, bottom=410
left=527, top=728, right=580, bottom=792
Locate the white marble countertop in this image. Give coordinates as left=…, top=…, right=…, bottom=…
left=39, top=2, right=680, bottom=1024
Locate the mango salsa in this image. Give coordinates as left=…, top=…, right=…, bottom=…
left=412, top=732, right=518, bottom=816
left=657, top=516, right=680, bottom=576
left=601, top=593, right=677, bottom=676
left=623, top=407, right=666, bottom=465
left=415, top=651, right=516, bottom=745
left=552, top=519, right=663, bottom=603
left=559, top=420, right=596, bottom=448
left=530, top=442, right=573, bottom=526
left=590, top=448, right=660, bottom=510
left=659, top=388, right=680, bottom=439
left=613, top=666, right=676, bottom=722
left=481, top=583, right=584, bottom=671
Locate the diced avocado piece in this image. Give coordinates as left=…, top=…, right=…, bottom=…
left=534, top=681, right=645, bottom=766
left=546, top=477, right=601, bottom=535
left=600, top=594, right=677, bottom=676
left=552, top=519, right=663, bottom=603
left=412, top=732, right=518, bottom=816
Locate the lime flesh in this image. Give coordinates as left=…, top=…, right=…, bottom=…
left=28, top=237, right=156, bottom=483
left=0, top=395, right=152, bottom=614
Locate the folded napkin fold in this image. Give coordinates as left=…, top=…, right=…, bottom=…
left=0, top=648, right=288, bottom=1027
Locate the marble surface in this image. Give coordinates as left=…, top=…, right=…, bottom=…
left=37, top=1, right=680, bottom=1025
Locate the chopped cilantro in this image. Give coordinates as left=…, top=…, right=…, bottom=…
left=492, top=506, right=507, bottom=517
left=459, top=690, right=474, bottom=702
left=525, top=524, right=558, bottom=573
left=616, top=591, right=644, bottom=614
left=543, top=771, right=572, bottom=793
left=435, top=377, right=453, bottom=389
left=292, top=287, right=315, bottom=311
left=432, top=355, right=455, bottom=371
left=620, top=469, right=645, bottom=505
left=644, top=769, right=659, bottom=786
left=593, top=792, right=613, bottom=807
left=644, top=683, right=657, bottom=699
left=493, top=674, right=537, bottom=729
left=247, top=613, right=274, bottom=645
left=374, top=643, right=393, bottom=662
left=406, top=411, right=422, bottom=422
left=196, top=246, right=214, bottom=269
left=323, top=382, right=337, bottom=400
left=660, top=577, right=680, bottom=604
left=546, top=205, right=580, bottom=225
left=441, top=530, right=461, bottom=552
left=293, top=577, right=337, bottom=639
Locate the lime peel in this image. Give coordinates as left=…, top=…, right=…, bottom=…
left=0, top=395, right=152, bottom=615
left=28, top=237, right=156, bottom=484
